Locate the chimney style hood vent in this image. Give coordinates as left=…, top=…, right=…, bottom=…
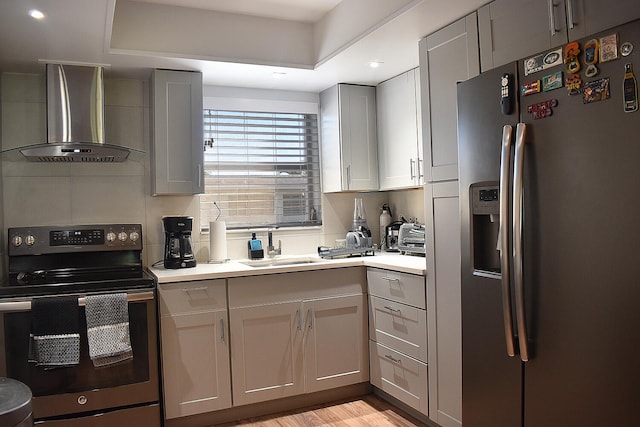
left=4, top=64, right=141, bottom=162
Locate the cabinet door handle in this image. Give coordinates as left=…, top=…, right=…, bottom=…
left=307, top=308, right=313, bottom=330
left=384, top=305, right=402, bottom=314
left=409, top=158, right=416, bottom=180
left=197, top=163, right=203, bottom=190
left=346, top=165, right=351, bottom=189
left=220, top=318, right=225, bottom=343
left=384, top=354, right=402, bottom=364
left=566, top=0, right=576, bottom=29
left=182, top=286, right=208, bottom=293
left=296, top=308, right=302, bottom=331
left=548, top=0, right=560, bottom=36
left=417, top=158, right=424, bottom=179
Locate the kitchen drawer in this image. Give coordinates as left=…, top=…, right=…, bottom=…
left=369, top=341, right=428, bottom=415
left=367, top=268, right=426, bottom=309
left=159, top=279, right=227, bottom=315
left=369, top=295, right=427, bottom=362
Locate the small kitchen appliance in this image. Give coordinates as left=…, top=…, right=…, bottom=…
left=397, top=223, right=426, bottom=255
left=384, top=221, right=404, bottom=252
left=162, top=216, right=196, bottom=269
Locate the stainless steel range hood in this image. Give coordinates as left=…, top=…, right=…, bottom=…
left=5, top=64, right=141, bottom=162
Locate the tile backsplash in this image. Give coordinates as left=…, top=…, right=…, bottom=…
left=1, top=71, right=424, bottom=270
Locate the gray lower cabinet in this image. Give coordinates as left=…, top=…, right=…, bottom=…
left=228, top=268, right=368, bottom=406
left=424, top=181, right=461, bottom=427
left=158, top=280, right=232, bottom=419
left=367, top=267, right=428, bottom=415
left=419, top=12, right=480, bottom=183
left=479, top=0, right=640, bottom=72
left=151, top=69, right=204, bottom=195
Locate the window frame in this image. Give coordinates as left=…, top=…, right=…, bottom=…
left=199, top=96, right=322, bottom=231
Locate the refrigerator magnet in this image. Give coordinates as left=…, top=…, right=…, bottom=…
left=521, top=80, right=541, bottom=96
left=600, top=34, right=618, bottom=62
left=542, top=71, right=563, bottom=92
left=583, top=78, right=610, bottom=104
left=584, top=39, right=599, bottom=64
left=564, top=42, right=581, bottom=74
left=524, top=48, right=563, bottom=76
left=565, top=74, right=583, bottom=96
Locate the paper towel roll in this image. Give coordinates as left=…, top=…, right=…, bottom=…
left=210, top=221, right=228, bottom=262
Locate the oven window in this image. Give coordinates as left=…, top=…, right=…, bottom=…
left=3, top=301, right=152, bottom=396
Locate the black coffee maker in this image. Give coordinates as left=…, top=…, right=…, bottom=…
left=163, top=216, right=196, bottom=269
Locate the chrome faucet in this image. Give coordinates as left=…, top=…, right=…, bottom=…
left=267, top=230, right=282, bottom=257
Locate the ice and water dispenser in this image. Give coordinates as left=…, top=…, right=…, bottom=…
left=470, top=183, right=501, bottom=276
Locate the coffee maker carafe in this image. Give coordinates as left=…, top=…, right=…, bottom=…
left=163, top=216, right=196, bottom=269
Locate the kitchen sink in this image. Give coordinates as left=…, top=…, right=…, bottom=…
left=238, top=256, right=325, bottom=268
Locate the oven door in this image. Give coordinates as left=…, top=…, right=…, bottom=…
left=0, top=289, right=159, bottom=423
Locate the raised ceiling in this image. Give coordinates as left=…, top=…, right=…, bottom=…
left=0, top=0, right=488, bottom=92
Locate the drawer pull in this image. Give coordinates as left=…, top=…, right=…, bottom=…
left=182, top=286, right=208, bottom=293
left=384, top=354, right=402, bottom=364
left=384, top=305, right=402, bottom=314
left=382, top=276, right=400, bottom=283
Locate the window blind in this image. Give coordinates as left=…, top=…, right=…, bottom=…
left=200, top=109, right=322, bottom=229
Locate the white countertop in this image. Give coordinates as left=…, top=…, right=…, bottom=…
left=149, top=252, right=426, bottom=283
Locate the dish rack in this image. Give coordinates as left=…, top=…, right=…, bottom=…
left=317, top=245, right=378, bottom=259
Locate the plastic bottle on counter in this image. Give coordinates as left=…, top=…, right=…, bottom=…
left=379, top=204, right=392, bottom=250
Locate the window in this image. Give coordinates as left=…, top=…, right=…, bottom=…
left=200, top=109, right=322, bottom=229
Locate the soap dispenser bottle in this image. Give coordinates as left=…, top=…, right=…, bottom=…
left=248, top=233, right=264, bottom=259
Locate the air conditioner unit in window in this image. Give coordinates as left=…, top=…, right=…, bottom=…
left=276, top=192, right=307, bottom=223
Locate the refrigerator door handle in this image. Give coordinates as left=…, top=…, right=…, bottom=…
left=499, top=125, right=516, bottom=357
left=513, top=122, right=530, bottom=362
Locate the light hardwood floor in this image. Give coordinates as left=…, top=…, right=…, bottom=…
left=213, top=394, right=430, bottom=427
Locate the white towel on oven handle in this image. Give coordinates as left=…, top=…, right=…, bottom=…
left=84, top=293, right=133, bottom=367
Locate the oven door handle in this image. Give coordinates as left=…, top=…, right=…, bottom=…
left=0, top=291, right=155, bottom=313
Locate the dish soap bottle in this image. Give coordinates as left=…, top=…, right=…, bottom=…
left=248, top=232, right=264, bottom=259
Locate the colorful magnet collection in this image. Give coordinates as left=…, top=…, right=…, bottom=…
left=520, top=31, right=637, bottom=115
left=527, top=99, right=558, bottom=120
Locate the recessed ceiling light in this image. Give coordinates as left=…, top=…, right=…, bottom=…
left=369, top=61, right=384, bottom=69
left=272, top=72, right=287, bottom=79
left=29, top=9, right=45, bottom=20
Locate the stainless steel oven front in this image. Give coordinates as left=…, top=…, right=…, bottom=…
left=0, top=289, right=160, bottom=425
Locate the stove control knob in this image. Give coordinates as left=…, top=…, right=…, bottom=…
left=11, top=235, right=23, bottom=247
left=106, top=231, right=116, bottom=243
left=129, top=231, right=140, bottom=242
left=118, top=231, right=128, bottom=242
left=25, top=234, right=36, bottom=246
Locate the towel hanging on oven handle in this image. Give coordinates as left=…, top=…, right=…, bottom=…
left=0, top=291, right=154, bottom=314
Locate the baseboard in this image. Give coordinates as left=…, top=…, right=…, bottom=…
left=372, top=387, right=439, bottom=427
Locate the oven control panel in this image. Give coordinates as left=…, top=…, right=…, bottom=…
left=8, top=224, right=143, bottom=256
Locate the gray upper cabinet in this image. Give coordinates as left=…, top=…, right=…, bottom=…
left=479, top=0, right=640, bottom=72
left=320, top=84, right=378, bottom=192
left=419, top=13, right=480, bottom=183
left=151, top=69, right=204, bottom=195
left=377, top=68, right=423, bottom=190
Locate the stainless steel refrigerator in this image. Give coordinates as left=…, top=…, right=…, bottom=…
left=458, top=19, right=640, bottom=427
